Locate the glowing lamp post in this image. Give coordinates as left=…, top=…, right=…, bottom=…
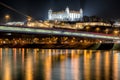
left=105, top=28, right=109, bottom=34
left=95, top=27, right=100, bottom=33
left=27, top=16, right=32, bottom=22
left=113, top=30, right=119, bottom=36
left=5, top=14, right=10, bottom=23
left=86, top=26, right=90, bottom=31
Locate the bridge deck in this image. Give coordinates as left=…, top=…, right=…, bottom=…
left=0, top=25, right=119, bottom=40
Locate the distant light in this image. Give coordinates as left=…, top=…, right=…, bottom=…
left=5, top=14, right=10, bottom=19
left=5, top=14, right=10, bottom=22
left=27, top=16, right=32, bottom=21
left=6, top=33, right=11, bottom=35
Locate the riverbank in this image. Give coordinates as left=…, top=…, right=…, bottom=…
left=0, top=43, right=120, bottom=50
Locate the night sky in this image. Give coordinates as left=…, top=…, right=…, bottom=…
left=0, top=0, right=120, bottom=21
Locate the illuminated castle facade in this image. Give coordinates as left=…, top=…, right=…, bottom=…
left=48, top=7, right=83, bottom=21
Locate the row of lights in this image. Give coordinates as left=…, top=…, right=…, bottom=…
left=85, top=26, right=119, bottom=35
left=4, top=14, right=32, bottom=22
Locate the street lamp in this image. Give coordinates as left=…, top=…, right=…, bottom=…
left=27, top=16, right=32, bottom=22
left=95, top=27, right=100, bottom=32
left=4, top=14, right=10, bottom=23
left=104, top=28, right=109, bottom=34
left=86, top=26, right=90, bottom=31
left=113, top=30, right=119, bottom=36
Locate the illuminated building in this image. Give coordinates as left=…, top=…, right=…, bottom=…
left=113, top=22, right=120, bottom=27
left=6, top=22, right=24, bottom=26
left=48, top=7, right=83, bottom=21
left=76, top=22, right=111, bottom=28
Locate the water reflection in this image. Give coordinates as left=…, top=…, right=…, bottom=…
left=95, top=51, right=101, bottom=80
left=13, top=48, right=17, bottom=80
left=3, top=48, right=12, bottom=80
left=0, top=48, right=2, bottom=69
left=0, top=48, right=120, bottom=80
left=44, top=52, right=52, bottom=80
left=112, top=51, right=118, bottom=80
left=25, top=53, right=33, bottom=80
left=71, top=50, right=80, bottom=80
left=104, top=51, right=110, bottom=80
left=84, top=50, right=91, bottom=80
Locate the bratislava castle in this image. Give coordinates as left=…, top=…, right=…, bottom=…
left=48, top=7, right=83, bottom=21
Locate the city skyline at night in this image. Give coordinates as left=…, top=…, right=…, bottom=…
left=0, top=0, right=120, bottom=21
left=1, top=1, right=120, bottom=80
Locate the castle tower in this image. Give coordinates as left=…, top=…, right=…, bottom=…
left=80, top=8, right=83, bottom=20
left=65, top=7, right=69, bottom=14
left=48, top=9, right=52, bottom=20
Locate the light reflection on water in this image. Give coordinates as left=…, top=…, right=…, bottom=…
left=0, top=48, right=120, bottom=80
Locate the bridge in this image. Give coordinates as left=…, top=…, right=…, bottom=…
left=0, top=25, right=119, bottom=49
left=0, top=25, right=119, bottom=40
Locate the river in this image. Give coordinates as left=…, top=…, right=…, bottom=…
left=0, top=48, right=120, bottom=80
